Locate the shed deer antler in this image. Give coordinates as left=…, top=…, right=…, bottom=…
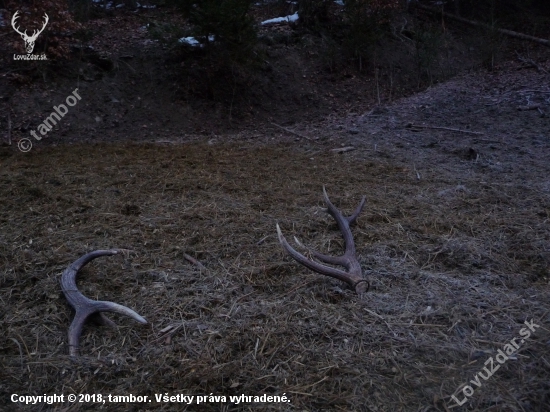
left=276, top=187, right=369, bottom=294
left=61, top=250, right=147, bottom=356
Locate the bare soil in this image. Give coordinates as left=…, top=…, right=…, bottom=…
left=0, top=3, right=549, bottom=411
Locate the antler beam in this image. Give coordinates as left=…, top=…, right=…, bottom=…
left=61, top=250, right=147, bottom=356
left=276, top=187, right=369, bottom=294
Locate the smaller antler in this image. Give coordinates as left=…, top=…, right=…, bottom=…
left=61, top=250, right=147, bottom=356
left=276, top=187, right=369, bottom=294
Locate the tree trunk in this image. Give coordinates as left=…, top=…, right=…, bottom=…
left=414, top=3, right=550, bottom=48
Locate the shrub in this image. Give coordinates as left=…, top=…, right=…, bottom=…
left=167, top=0, right=260, bottom=104
left=413, top=24, right=443, bottom=83
left=342, top=0, right=400, bottom=70
left=173, top=0, right=257, bottom=65
left=297, top=0, right=332, bottom=30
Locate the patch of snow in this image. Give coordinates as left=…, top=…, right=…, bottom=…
left=179, top=37, right=201, bottom=47
left=261, top=12, right=299, bottom=25
left=136, top=2, right=156, bottom=8
left=91, top=1, right=156, bottom=9
left=178, top=35, right=215, bottom=47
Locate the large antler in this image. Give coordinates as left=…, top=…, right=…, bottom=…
left=61, top=250, right=147, bottom=356
left=276, top=187, right=369, bottom=294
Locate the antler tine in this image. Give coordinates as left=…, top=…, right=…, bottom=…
left=276, top=188, right=369, bottom=294
left=11, top=11, right=25, bottom=36
left=322, top=185, right=366, bottom=254
left=346, top=193, right=367, bottom=225
left=36, top=13, right=49, bottom=36
left=61, top=249, right=147, bottom=356
left=277, top=224, right=359, bottom=285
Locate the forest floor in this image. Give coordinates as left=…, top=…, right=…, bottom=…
left=1, top=2, right=549, bottom=411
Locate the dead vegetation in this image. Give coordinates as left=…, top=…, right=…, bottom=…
left=0, top=128, right=549, bottom=410
left=1, top=1, right=550, bottom=411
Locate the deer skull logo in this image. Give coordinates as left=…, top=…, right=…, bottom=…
left=11, top=11, right=49, bottom=54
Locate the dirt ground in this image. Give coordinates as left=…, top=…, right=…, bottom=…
left=1, top=2, right=550, bottom=412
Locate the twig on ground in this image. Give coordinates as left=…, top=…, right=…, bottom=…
left=152, top=323, right=182, bottom=344
left=413, top=164, right=421, bottom=180
left=7, top=112, right=11, bottom=145
left=256, top=236, right=269, bottom=245
left=219, top=292, right=255, bottom=318
left=515, top=51, right=549, bottom=74
left=330, top=146, right=356, bottom=153
left=517, top=104, right=541, bottom=111
left=270, top=122, right=314, bottom=141
left=183, top=253, right=206, bottom=270
left=473, top=138, right=503, bottom=144
left=485, top=99, right=503, bottom=106
left=519, top=90, right=550, bottom=94
left=364, top=309, right=385, bottom=320
left=406, top=123, right=484, bottom=135
left=414, top=3, right=550, bottom=48
left=9, top=338, right=23, bottom=370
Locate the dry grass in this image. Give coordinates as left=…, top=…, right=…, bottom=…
left=0, top=141, right=549, bottom=411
